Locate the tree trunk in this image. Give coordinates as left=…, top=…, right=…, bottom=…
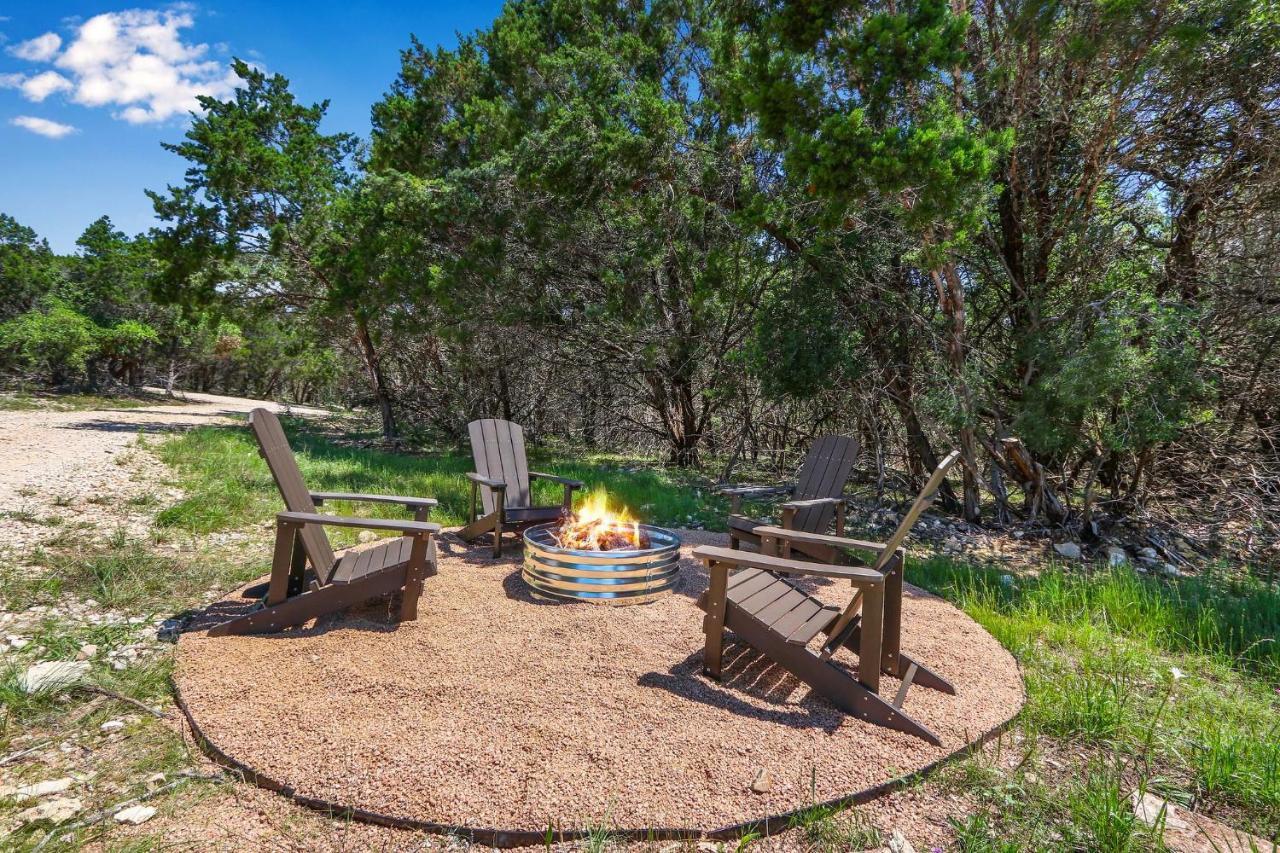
left=935, top=263, right=982, bottom=522
left=353, top=314, right=397, bottom=439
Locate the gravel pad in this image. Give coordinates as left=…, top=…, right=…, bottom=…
left=174, top=530, right=1023, bottom=839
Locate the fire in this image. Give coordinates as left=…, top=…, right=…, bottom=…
left=553, top=490, right=649, bottom=551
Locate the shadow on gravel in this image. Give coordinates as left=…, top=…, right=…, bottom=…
left=59, top=413, right=249, bottom=433
left=638, top=644, right=845, bottom=732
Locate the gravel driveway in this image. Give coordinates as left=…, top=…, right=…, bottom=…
left=0, top=390, right=328, bottom=558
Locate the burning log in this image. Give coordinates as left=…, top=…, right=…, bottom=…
left=552, top=491, right=649, bottom=550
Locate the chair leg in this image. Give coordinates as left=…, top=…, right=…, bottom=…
left=457, top=511, right=498, bottom=545
left=493, top=505, right=504, bottom=557
left=702, top=561, right=729, bottom=678
left=399, top=534, right=433, bottom=622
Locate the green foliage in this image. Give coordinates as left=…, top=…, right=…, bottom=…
left=720, top=0, right=1004, bottom=255
left=0, top=213, right=59, bottom=322
left=98, top=319, right=161, bottom=362
left=149, top=59, right=358, bottom=306
left=1016, top=294, right=1210, bottom=458
left=0, top=300, right=102, bottom=385
left=749, top=272, right=859, bottom=398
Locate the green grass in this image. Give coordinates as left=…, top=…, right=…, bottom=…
left=152, top=419, right=726, bottom=536
left=4, top=413, right=1277, bottom=848
left=0, top=390, right=176, bottom=412
left=0, top=530, right=262, bottom=614
left=787, top=803, right=882, bottom=852
left=913, top=556, right=1280, bottom=840
left=947, top=768, right=1168, bottom=852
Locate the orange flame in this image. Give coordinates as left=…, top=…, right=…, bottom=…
left=553, top=490, right=648, bottom=551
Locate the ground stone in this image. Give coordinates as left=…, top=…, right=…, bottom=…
left=7, top=777, right=73, bottom=800
left=749, top=768, right=773, bottom=793
left=100, top=719, right=125, bottom=733
left=19, top=660, right=89, bottom=693
left=16, top=797, right=82, bottom=825
left=157, top=619, right=183, bottom=643
left=887, top=830, right=916, bottom=853
left=1105, top=546, right=1128, bottom=567
left=1053, top=542, right=1083, bottom=560
left=113, top=804, right=157, bottom=825
left=1131, top=790, right=1270, bottom=852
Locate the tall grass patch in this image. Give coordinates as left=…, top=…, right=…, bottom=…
left=913, top=556, right=1280, bottom=837
left=153, top=420, right=722, bottom=534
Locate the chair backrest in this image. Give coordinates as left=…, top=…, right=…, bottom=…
left=468, top=418, right=532, bottom=514
left=248, top=408, right=337, bottom=582
left=873, top=449, right=962, bottom=571
left=791, top=434, right=860, bottom=533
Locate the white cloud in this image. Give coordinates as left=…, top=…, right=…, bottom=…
left=8, top=70, right=74, bottom=101
left=11, top=115, right=78, bottom=138
left=2, top=8, right=238, bottom=124
left=10, top=32, right=62, bottom=62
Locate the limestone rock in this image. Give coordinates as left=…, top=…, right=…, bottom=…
left=114, top=804, right=157, bottom=825
left=888, top=830, right=916, bottom=853
left=1053, top=542, right=1083, bottom=560
left=750, top=768, right=773, bottom=793
left=16, top=797, right=82, bottom=825
left=5, top=777, right=73, bottom=800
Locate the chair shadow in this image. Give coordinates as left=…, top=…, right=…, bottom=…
left=638, top=642, right=844, bottom=733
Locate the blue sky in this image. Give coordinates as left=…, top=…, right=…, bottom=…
left=0, top=2, right=502, bottom=252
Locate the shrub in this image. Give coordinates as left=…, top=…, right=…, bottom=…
left=0, top=300, right=101, bottom=385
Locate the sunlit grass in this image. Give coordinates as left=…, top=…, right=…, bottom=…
left=0, top=390, right=176, bottom=412
left=152, top=419, right=726, bottom=534
left=912, top=556, right=1280, bottom=838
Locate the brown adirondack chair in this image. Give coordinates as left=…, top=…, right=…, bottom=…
left=720, top=434, right=858, bottom=561
left=457, top=418, right=583, bottom=556
left=208, top=409, right=441, bottom=637
left=692, top=450, right=963, bottom=744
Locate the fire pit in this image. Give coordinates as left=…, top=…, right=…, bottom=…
left=522, top=492, right=680, bottom=603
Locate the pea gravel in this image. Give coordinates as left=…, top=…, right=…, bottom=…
left=174, top=530, right=1023, bottom=836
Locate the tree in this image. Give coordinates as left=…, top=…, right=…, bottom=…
left=150, top=60, right=404, bottom=437
left=0, top=214, right=58, bottom=321
left=712, top=0, right=1003, bottom=516
left=372, top=0, right=775, bottom=464
left=0, top=300, right=101, bottom=386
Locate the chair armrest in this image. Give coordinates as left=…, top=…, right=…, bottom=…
left=277, top=512, right=441, bottom=536
left=529, top=472, right=584, bottom=489
left=466, top=472, right=506, bottom=490
left=310, top=492, right=438, bottom=510
left=754, top=526, right=893, bottom=556
left=717, top=484, right=794, bottom=498
left=692, top=545, right=884, bottom=583
left=779, top=496, right=845, bottom=511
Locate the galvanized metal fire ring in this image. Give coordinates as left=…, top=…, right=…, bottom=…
left=522, top=522, right=681, bottom=604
